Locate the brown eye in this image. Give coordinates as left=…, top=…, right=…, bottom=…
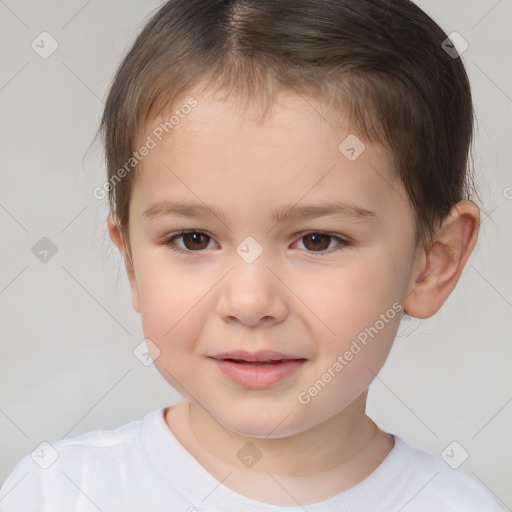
left=164, top=231, right=214, bottom=253
left=302, top=233, right=333, bottom=251
left=181, top=232, right=210, bottom=250
left=294, top=232, right=351, bottom=255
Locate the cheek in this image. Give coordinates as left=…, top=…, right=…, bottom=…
left=298, top=255, right=404, bottom=414
left=135, top=259, right=209, bottom=356
left=139, top=284, right=208, bottom=392
left=315, top=251, right=406, bottom=338
left=301, top=252, right=408, bottom=409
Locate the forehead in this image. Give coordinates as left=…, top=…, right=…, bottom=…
left=131, top=89, right=408, bottom=225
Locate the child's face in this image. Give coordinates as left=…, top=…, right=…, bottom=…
left=120, top=88, right=422, bottom=437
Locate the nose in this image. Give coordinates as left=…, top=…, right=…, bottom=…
left=216, top=253, right=288, bottom=327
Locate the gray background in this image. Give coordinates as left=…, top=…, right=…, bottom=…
left=0, top=0, right=511, bottom=508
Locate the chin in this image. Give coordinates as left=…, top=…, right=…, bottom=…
left=216, top=405, right=309, bottom=439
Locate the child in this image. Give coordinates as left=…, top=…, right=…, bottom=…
left=0, top=0, right=506, bottom=510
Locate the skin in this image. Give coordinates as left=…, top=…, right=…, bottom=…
left=108, top=86, right=480, bottom=505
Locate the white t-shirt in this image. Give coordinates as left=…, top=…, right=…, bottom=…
left=0, top=407, right=505, bottom=512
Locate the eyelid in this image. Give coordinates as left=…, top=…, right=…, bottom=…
left=291, top=231, right=352, bottom=256
left=293, top=230, right=353, bottom=243
left=163, top=229, right=353, bottom=255
left=163, top=229, right=218, bottom=253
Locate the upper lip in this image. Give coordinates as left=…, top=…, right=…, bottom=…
left=209, top=350, right=306, bottom=362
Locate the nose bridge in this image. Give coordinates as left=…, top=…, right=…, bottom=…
left=217, top=238, right=287, bottom=326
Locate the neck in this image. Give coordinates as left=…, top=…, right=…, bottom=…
left=187, top=393, right=387, bottom=477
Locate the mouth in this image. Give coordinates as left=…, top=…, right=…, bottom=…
left=221, top=359, right=294, bottom=365
left=210, top=350, right=305, bottom=363
left=208, top=351, right=307, bottom=389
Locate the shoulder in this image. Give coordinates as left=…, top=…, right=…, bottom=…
left=0, top=410, right=159, bottom=511
left=390, top=436, right=505, bottom=511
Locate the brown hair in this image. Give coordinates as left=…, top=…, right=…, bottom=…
left=100, top=0, right=476, bottom=270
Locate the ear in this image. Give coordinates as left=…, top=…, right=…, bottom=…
left=404, top=199, right=480, bottom=318
left=107, top=214, right=141, bottom=314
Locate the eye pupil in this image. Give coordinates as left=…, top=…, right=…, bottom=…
left=304, top=234, right=330, bottom=251
left=183, top=232, right=209, bottom=250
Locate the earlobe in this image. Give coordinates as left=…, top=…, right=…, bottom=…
left=404, top=200, right=480, bottom=319
left=107, top=214, right=141, bottom=314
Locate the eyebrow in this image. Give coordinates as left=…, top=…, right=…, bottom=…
left=141, top=200, right=377, bottom=226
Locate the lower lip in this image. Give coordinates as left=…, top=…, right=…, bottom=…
left=211, top=358, right=306, bottom=389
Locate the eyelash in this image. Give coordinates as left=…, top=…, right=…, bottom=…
left=162, top=230, right=352, bottom=256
